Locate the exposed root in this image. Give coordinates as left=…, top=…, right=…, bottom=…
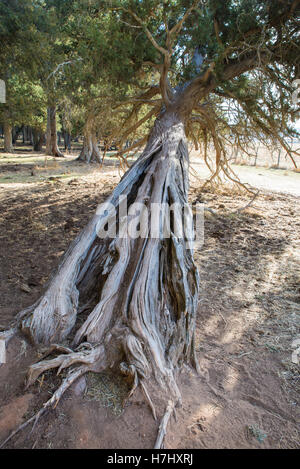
left=39, top=343, right=74, bottom=360
left=26, top=344, right=105, bottom=388
left=140, top=380, right=157, bottom=421
left=232, top=190, right=259, bottom=213
left=154, top=400, right=175, bottom=449
left=0, top=365, right=89, bottom=449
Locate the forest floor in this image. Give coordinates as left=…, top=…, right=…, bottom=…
left=0, top=148, right=299, bottom=449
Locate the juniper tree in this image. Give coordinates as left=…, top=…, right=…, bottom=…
left=0, top=0, right=71, bottom=155
left=1, top=0, right=299, bottom=448
left=0, top=0, right=46, bottom=151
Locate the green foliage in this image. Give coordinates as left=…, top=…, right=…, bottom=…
left=0, top=0, right=299, bottom=158
left=0, top=73, right=46, bottom=129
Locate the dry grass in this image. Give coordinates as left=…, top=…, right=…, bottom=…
left=85, top=370, right=130, bottom=417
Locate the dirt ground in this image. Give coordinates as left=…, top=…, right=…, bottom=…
left=0, top=149, right=299, bottom=449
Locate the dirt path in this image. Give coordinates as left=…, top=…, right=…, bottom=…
left=190, top=158, right=300, bottom=197
left=0, top=157, right=299, bottom=449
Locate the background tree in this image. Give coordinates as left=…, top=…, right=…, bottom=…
left=38, top=0, right=77, bottom=157
left=0, top=0, right=45, bottom=151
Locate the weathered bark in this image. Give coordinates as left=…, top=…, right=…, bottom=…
left=3, top=121, right=13, bottom=153
left=2, top=109, right=199, bottom=447
left=46, top=106, right=64, bottom=157
left=77, top=133, right=101, bottom=163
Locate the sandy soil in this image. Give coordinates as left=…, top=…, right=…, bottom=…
left=0, top=152, right=299, bottom=449
left=189, top=157, right=300, bottom=197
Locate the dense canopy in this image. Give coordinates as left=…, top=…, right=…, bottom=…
left=0, top=0, right=299, bottom=171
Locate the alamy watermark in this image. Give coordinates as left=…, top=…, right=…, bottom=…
left=95, top=197, right=205, bottom=249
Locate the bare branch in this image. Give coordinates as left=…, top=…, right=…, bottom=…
left=168, top=1, right=199, bottom=40
left=125, top=9, right=168, bottom=57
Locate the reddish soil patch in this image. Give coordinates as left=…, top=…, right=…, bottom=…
left=0, top=164, right=299, bottom=448
left=0, top=394, right=33, bottom=436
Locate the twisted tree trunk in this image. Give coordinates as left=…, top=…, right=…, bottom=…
left=1, top=109, right=200, bottom=447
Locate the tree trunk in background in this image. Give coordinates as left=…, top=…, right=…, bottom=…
left=24, top=126, right=29, bottom=143
left=77, top=132, right=101, bottom=163
left=64, top=131, right=71, bottom=152
left=277, top=148, right=281, bottom=167
left=46, top=108, right=51, bottom=153
left=12, top=126, right=19, bottom=144
left=29, top=127, right=33, bottom=146
left=4, top=121, right=13, bottom=152
left=254, top=148, right=258, bottom=166
left=33, top=128, right=44, bottom=151
left=46, top=106, right=64, bottom=157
